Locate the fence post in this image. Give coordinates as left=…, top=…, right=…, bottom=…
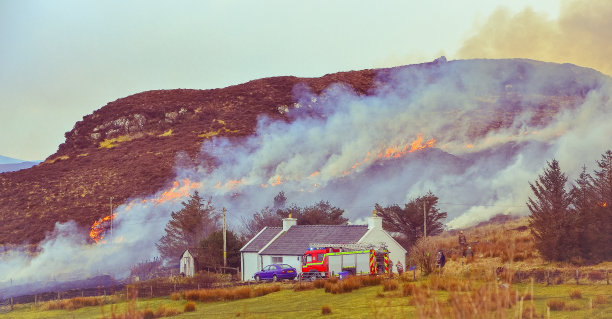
left=606, top=269, right=609, bottom=285
left=546, top=270, right=550, bottom=286
left=150, top=285, right=153, bottom=298
left=575, top=269, right=579, bottom=285
left=10, top=298, right=13, bottom=311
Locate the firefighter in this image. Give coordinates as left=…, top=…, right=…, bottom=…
left=436, top=250, right=446, bottom=274
left=458, top=231, right=468, bottom=256
left=396, top=260, right=404, bottom=275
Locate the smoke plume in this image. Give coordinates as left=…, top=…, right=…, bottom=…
left=2, top=58, right=612, bottom=297
left=458, top=0, right=612, bottom=76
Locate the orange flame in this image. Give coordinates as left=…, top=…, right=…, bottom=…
left=89, top=178, right=200, bottom=243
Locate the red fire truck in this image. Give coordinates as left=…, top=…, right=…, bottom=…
left=300, top=243, right=389, bottom=280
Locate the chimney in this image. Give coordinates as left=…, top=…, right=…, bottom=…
left=368, top=209, right=383, bottom=230
left=282, top=214, right=297, bottom=231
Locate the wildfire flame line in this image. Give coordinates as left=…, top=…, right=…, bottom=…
left=89, top=134, right=435, bottom=243
left=89, top=178, right=200, bottom=243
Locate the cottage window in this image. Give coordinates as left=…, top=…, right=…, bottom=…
left=271, top=256, right=283, bottom=263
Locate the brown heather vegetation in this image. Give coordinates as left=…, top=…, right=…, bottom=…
left=182, top=284, right=280, bottom=302
left=0, top=60, right=587, bottom=246
left=0, top=70, right=376, bottom=245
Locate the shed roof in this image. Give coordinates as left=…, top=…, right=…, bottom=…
left=260, top=225, right=368, bottom=255
left=240, top=227, right=282, bottom=252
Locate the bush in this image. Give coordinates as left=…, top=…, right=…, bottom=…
left=565, top=302, right=582, bottom=311
left=293, top=282, right=315, bottom=291
left=382, top=280, right=398, bottom=291
left=155, top=305, right=181, bottom=317
left=360, top=275, right=381, bottom=287
left=402, top=283, right=415, bottom=297
left=546, top=299, right=565, bottom=311
left=594, top=295, right=609, bottom=305
left=408, top=237, right=439, bottom=275
left=569, top=289, right=582, bottom=299
left=313, top=279, right=326, bottom=288
left=184, top=301, right=196, bottom=312
left=321, top=304, right=332, bottom=315
left=143, top=309, right=155, bottom=319
left=170, top=292, right=181, bottom=300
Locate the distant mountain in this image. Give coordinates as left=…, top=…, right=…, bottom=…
left=0, top=155, right=24, bottom=164
left=0, top=161, right=40, bottom=173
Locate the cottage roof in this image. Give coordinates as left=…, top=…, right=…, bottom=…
left=260, top=225, right=368, bottom=255
left=240, top=227, right=282, bottom=252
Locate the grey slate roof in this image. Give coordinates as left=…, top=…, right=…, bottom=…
left=240, top=227, right=282, bottom=252
left=260, top=225, right=369, bottom=255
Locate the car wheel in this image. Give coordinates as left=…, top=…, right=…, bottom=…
left=273, top=275, right=278, bottom=282
left=255, top=275, right=260, bottom=282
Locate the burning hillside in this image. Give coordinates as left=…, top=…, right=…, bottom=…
left=1, top=58, right=612, bottom=292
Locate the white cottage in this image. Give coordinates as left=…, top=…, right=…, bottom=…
left=180, top=249, right=196, bottom=277
left=239, top=213, right=407, bottom=281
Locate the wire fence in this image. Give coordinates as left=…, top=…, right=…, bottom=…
left=0, top=299, right=12, bottom=313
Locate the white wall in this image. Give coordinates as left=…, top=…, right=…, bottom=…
left=241, top=252, right=259, bottom=281
left=359, top=229, right=407, bottom=269
left=180, top=250, right=195, bottom=277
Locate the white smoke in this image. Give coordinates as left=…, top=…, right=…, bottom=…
left=2, top=58, right=612, bottom=295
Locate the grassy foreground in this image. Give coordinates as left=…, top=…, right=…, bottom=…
left=2, top=218, right=611, bottom=318
left=2, top=278, right=610, bottom=319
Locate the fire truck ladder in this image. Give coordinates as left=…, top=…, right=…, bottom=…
left=308, top=242, right=388, bottom=251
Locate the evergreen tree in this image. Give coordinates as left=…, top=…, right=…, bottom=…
left=589, top=150, right=612, bottom=261
left=527, top=160, right=575, bottom=261
left=570, top=166, right=595, bottom=260
left=375, top=191, right=447, bottom=249
left=199, top=230, right=244, bottom=269
left=277, top=201, right=348, bottom=226
left=156, top=191, right=219, bottom=262
left=241, top=194, right=348, bottom=239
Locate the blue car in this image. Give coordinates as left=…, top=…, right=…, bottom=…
left=254, top=264, right=297, bottom=281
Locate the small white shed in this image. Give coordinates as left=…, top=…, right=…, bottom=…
left=180, top=249, right=196, bottom=277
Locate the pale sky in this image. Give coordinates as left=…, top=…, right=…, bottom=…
left=0, top=0, right=564, bottom=161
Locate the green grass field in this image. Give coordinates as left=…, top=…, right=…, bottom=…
left=2, top=280, right=610, bottom=319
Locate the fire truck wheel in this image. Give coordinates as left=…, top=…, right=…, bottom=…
left=255, top=275, right=261, bottom=282
left=272, top=275, right=278, bottom=282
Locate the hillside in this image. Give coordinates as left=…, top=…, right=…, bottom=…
left=0, top=70, right=376, bottom=245
left=0, top=58, right=607, bottom=246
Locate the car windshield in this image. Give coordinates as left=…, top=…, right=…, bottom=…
left=279, top=264, right=293, bottom=269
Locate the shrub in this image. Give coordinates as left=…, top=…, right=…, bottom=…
left=565, top=302, right=581, bottom=311
left=321, top=304, right=332, bottom=315
left=155, top=305, right=181, bottom=317
left=143, top=309, right=155, bottom=319
left=313, top=279, right=326, bottom=288
left=569, top=289, right=582, bottom=299
left=402, top=283, right=416, bottom=297
left=521, top=304, right=539, bottom=318
left=184, top=301, right=196, bottom=312
left=382, top=280, right=398, bottom=291
left=408, top=237, right=439, bottom=275
left=293, top=282, right=315, bottom=291
left=588, top=271, right=605, bottom=281
left=360, top=275, right=381, bottom=287
left=594, top=295, right=609, bottom=305
left=170, top=292, right=181, bottom=300
left=546, top=299, right=565, bottom=311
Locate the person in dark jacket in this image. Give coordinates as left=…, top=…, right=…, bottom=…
left=436, top=250, right=446, bottom=274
